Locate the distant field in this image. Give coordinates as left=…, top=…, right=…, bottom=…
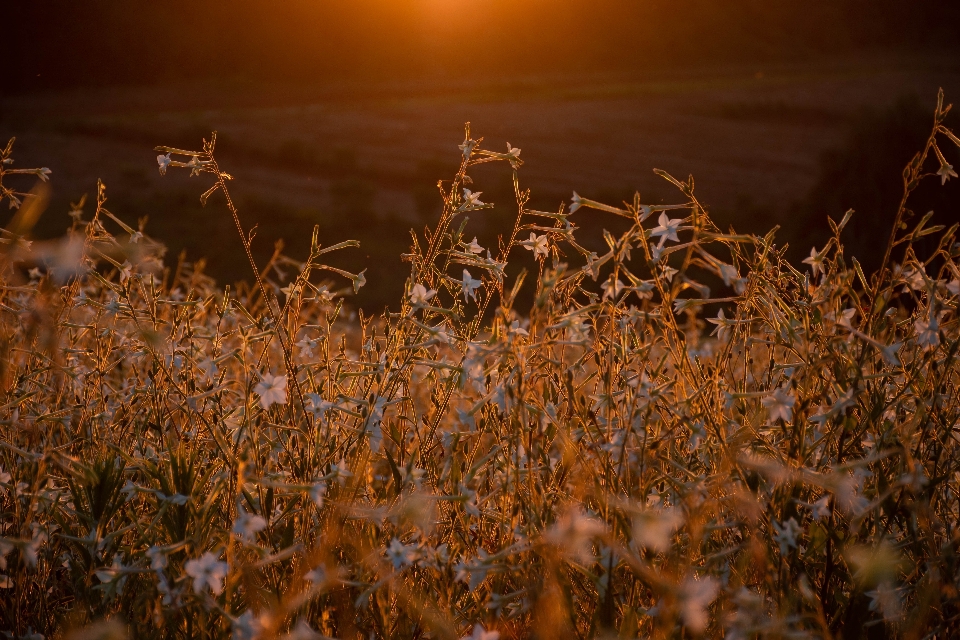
left=2, top=53, right=959, bottom=307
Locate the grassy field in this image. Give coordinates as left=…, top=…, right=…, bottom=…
left=3, top=53, right=959, bottom=310
left=1, top=63, right=960, bottom=639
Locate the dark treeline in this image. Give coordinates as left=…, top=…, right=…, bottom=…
left=5, top=0, right=960, bottom=92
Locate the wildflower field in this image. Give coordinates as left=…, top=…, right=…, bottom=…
left=1, top=89, right=960, bottom=639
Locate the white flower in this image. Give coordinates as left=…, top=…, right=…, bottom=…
left=185, top=552, right=229, bottom=595
left=185, top=155, right=204, bottom=177
left=35, top=167, right=52, bottom=182
left=505, top=142, right=521, bottom=159
left=94, top=557, right=127, bottom=585
left=802, top=246, right=825, bottom=277
left=461, top=189, right=485, bottom=209
left=945, top=278, right=960, bottom=296
left=309, top=481, right=327, bottom=508
left=718, top=263, right=740, bottom=287
left=544, top=506, right=606, bottom=563
left=461, top=624, right=500, bottom=640
left=232, top=610, right=267, bottom=640
left=762, top=387, right=796, bottom=423
left=465, top=237, right=484, bottom=254
left=146, top=545, right=167, bottom=571
left=707, top=308, right=731, bottom=340
left=281, top=620, right=322, bottom=640
left=157, top=153, right=172, bottom=175
left=650, top=212, right=682, bottom=247
left=329, top=460, right=353, bottom=485
left=409, top=283, right=437, bottom=306
left=458, top=137, right=476, bottom=159
left=569, top=191, right=582, bottom=213
left=232, top=506, right=267, bottom=544
left=601, top=274, right=625, bottom=301
left=914, top=311, right=940, bottom=347
left=305, top=393, right=333, bottom=423
left=386, top=538, right=419, bottom=570
left=938, top=162, right=958, bottom=185
left=678, top=576, right=719, bottom=634
left=462, top=269, right=482, bottom=302
left=810, top=496, right=832, bottom=520
left=508, top=320, right=529, bottom=337
left=254, top=373, right=288, bottom=410
left=632, top=507, right=684, bottom=552
left=866, top=582, right=903, bottom=622
left=520, top=232, right=549, bottom=260
left=773, top=517, right=801, bottom=554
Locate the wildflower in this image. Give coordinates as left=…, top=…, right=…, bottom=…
left=455, top=549, right=492, bottom=591
left=462, top=269, right=482, bottom=302
left=35, top=167, right=52, bottom=182
left=879, top=341, right=903, bottom=367
left=946, top=278, right=960, bottom=297
left=254, top=373, right=288, bottom=410
left=352, top=269, right=367, bottom=293
left=386, top=538, right=419, bottom=570
left=939, top=162, right=958, bottom=185
left=304, top=565, right=329, bottom=585
left=24, top=530, right=47, bottom=568
left=773, top=518, right=801, bottom=554
left=459, top=137, right=476, bottom=159
left=233, top=610, right=267, bottom=640
left=508, top=320, right=529, bottom=337
left=569, top=191, right=583, bottom=213
left=232, top=506, right=267, bottom=544
left=409, top=283, right=437, bottom=306
left=545, top=506, right=606, bottom=563
left=461, top=625, right=500, bottom=640
left=184, top=552, right=228, bottom=595
left=707, top=308, right=731, bottom=340
left=329, top=460, right=352, bottom=485
left=282, top=620, right=322, bottom=640
left=914, top=311, right=940, bottom=347
left=648, top=242, right=665, bottom=262
left=505, top=143, right=521, bottom=168
left=718, top=263, right=740, bottom=287
left=309, top=481, right=327, bottom=508
left=866, top=582, right=903, bottom=621
left=520, top=232, right=549, bottom=259
left=802, top=246, right=825, bottom=277
left=601, top=274, right=625, bottom=301
left=678, top=576, right=719, bottom=634
left=810, top=496, right=832, bottom=520
left=461, top=188, right=485, bottom=209
left=632, top=508, right=684, bottom=552
left=762, top=387, right=796, bottom=423
left=146, top=545, right=167, bottom=571
left=650, top=212, right=682, bottom=247
left=465, top=236, right=484, bottom=254
left=185, top=155, right=204, bottom=177
left=157, top=153, right=172, bottom=175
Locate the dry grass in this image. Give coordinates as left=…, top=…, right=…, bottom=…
left=1, top=89, right=960, bottom=639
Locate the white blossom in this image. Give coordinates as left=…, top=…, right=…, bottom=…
left=254, top=373, right=288, bottom=410
left=185, top=552, right=229, bottom=595
left=762, top=387, right=796, bottom=423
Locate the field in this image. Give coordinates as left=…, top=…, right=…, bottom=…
left=3, top=53, right=959, bottom=310
left=1, top=61, right=960, bottom=638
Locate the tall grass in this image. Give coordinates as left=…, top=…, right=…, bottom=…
left=1, top=91, right=959, bottom=639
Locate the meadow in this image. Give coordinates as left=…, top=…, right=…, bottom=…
left=0, top=85, right=959, bottom=639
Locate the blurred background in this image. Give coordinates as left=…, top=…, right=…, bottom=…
left=3, top=0, right=960, bottom=310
